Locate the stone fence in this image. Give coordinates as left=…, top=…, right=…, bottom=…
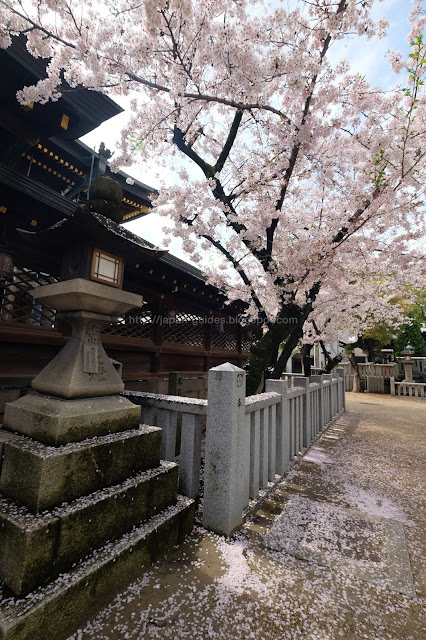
left=390, top=378, right=426, bottom=398
left=312, top=363, right=400, bottom=393
left=323, top=362, right=399, bottom=379
left=124, top=364, right=346, bottom=536
left=122, top=390, right=207, bottom=501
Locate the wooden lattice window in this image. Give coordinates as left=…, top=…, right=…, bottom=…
left=103, top=304, right=153, bottom=340
left=0, top=267, right=57, bottom=327
left=241, top=334, right=254, bottom=352
left=162, top=312, right=205, bottom=347
left=211, top=323, right=238, bottom=350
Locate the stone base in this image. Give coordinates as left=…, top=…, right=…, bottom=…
left=0, top=431, right=19, bottom=463
left=0, top=425, right=161, bottom=512
left=0, top=496, right=195, bottom=640
left=0, top=462, right=179, bottom=596
left=3, top=394, right=141, bottom=446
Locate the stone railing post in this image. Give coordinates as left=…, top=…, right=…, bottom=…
left=203, top=363, right=248, bottom=536
left=322, top=374, right=332, bottom=424
left=332, top=374, right=339, bottom=417
left=167, top=371, right=182, bottom=396
left=297, top=377, right=311, bottom=447
left=336, top=367, right=345, bottom=414
left=311, top=375, right=324, bottom=431
left=157, top=409, right=178, bottom=460
left=265, top=379, right=290, bottom=475
left=179, top=413, right=203, bottom=500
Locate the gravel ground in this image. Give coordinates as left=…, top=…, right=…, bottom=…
left=67, top=393, right=426, bottom=640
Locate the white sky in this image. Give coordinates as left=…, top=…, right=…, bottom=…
left=80, top=0, right=413, bottom=264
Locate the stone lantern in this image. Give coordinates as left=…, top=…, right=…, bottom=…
left=0, top=179, right=194, bottom=624
left=4, top=180, right=165, bottom=423
left=401, top=344, right=415, bottom=382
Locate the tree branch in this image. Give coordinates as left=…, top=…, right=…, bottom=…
left=201, top=234, right=268, bottom=323
left=215, top=109, right=243, bottom=174
left=0, top=0, right=77, bottom=49
left=172, top=125, right=213, bottom=176
left=173, top=125, right=266, bottom=262
left=332, top=187, right=380, bottom=243
left=126, top=71, right=291, bottom=121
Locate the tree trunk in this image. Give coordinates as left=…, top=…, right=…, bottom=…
left=301, top=343, right=313, bottom=377
left=245, top=305, right=302, bottom=395
left=348, top=353, right=361, bottom=393
left=245, top=283, right=321, bottom=395
left=272, top=322, right=304, bottom=379
left=324, top=354, right=342, bottom=374
left=367, top=343, right=375, bottom=363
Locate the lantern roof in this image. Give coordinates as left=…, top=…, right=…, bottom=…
left=17, top=204, right=166, bottom=273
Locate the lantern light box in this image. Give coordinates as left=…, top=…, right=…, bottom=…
left=90, top=248, right=123, bottom=288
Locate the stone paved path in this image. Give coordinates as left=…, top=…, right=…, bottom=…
left=67, top=393, right=426, bottom=640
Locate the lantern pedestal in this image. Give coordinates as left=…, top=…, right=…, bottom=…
left=30, top=278, right=142, bottom=399
left=32, top=310, right=125, bottom=398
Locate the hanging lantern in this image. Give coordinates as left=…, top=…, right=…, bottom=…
left=0, top=250, right=14, bottom=281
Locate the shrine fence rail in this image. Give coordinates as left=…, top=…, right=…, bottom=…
left=124, top=365, right=346, bottom=535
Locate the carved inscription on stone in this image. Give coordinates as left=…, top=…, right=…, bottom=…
left=82, top=324, right=99, bottom=374
left=89, top=357, right=107, bottom=382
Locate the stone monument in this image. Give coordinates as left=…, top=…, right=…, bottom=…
left=0, top=179, right=194, bottom=640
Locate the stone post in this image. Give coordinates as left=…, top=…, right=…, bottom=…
left=168, top=372, right=182, bottom=396
left=179, top=413, right=203, bottom=500
left=322, top=374, right=332, bottom=424
left=336, top=367, right=346, bottom=413
left=297, top=377, right=311, bottom=448
left=265, top=379, right=290, bottom=475
left=157, top=408, right=178, bottom=460
left=202, top=363, right=248, bottom=536
left=249, top=410, right=260, bottom=499
left=259, top=407, right=269, bottom=489
left=331, top=374, right=339, bottom=417
left=310, top=375, right=324, bottom=431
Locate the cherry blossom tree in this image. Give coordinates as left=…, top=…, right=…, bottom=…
left=299, top=245, right=422, bottom=374
left=1, top=0, right=425, bottom=393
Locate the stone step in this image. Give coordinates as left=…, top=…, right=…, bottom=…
left=0, top=461, right=178, bottom=596
left=0, top=496, right=195, bottom=640
left=0, top=425, right=162, bottom=512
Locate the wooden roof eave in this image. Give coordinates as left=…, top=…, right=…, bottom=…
left=4, top=37, right=123, bottom=136
left=0, top=162, right=76, bottom=217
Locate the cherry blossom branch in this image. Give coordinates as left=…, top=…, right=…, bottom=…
left=332, top=188, right=380, bottom=244
left=125, top=72, right=291, bottom=120
left=263, top=0, right=347, bottom=271
left=201, top=233, right=268, bottom=323
left=0, top=0, right=77, bottom=49
left=172, top=124, right=264, bottom=263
